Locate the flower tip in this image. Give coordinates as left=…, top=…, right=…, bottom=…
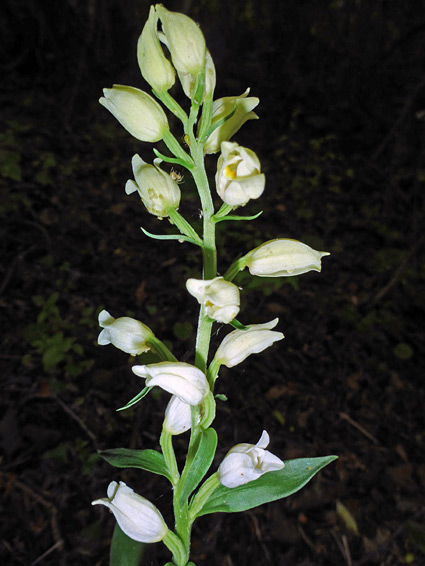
left=132, top=365, right=147, bottom=377
left=257, top=430, right=270, bottom=448
left=98, top=310, right=113, bottom=326
left=125, top=180, right=138, bottom=195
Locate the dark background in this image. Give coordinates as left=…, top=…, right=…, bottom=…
left=1, top=0, right=425, bottom=565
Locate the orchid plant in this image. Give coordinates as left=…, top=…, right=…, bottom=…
left=92, top=5, right=336, bottom=566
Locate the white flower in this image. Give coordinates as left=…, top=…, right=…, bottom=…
left=132, top=362, right=209, bottom=405
left=186, top=276, right=240, bottom=324
left=137, top=6, right=175, bottom=92
left=218, top=431, right=284, bottom=488
left=214, top=319, right=284, bottom=368
left=204, top=89, right=259, bottom=154
left=215, top=141, right=265, bottom=207
left=163, top=395, right=192, bottom=435
left=125, top=154, right=180, bottom=218
left=99, top=85, right=168, bottom=142
left=156, top=5, right=206, bottom=75
left=98, top=310, right=154, bottom=356
left=92, top=481, right=168, bottom=543
left=244, top=239, right=330, bottom=277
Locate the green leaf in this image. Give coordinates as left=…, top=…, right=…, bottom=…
left=152, top=148, right=192, bottom=169
left=214, top=211, right=263, bottom=224
left=196, top=455, right=337, bottom=517
left=405, top=521, right=425, bottom=552
left=99, top=447, right=172, bottom=481
left=179, top=428, right=218, bottom=506
left=110, top=523, right=145, bottom=566
left=117, top=387, right=151, bottom=411
left=229, top=319, right=250, bottom=331
left=140, top=227, right=202, bottom=247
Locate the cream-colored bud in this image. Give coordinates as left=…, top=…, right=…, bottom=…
left=92, top=481, right=168, bottom=543
left=186, top=276, right=240, bottom=324
left=215, top=141, right=265, bottom=207
left=137, top=6, right=175, bottom=92
left=214, top=319, right=284, bottom=368
left=244, top=239, right=330, bottom=277
left=100, top=85, right=168, bottom=142
left=178, top=50, right=216, bottom=101
left=132, top=362, right=209, bottom=406
left=204, top=89, right=259, bottom=154
left=97, top=310, right=154, bottom=356
left=218, top=431, right=284, bottom=488
left=125, top=154, right=180, bottom=218
left=156, top=5, right=206, bottom=75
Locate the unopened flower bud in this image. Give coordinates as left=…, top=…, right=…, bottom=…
left=132, top=362, right=209, bottom=405
left=204, top=89, right=259, bottom=154
left=163, top=395, right=192, bottom=435
left=215, top=141, right=265, bottom=207
left=125, top=154, right=180, bottom=218
left=218, top=431, right=284, bottom=488
left=244, top=239, right=330, bottom=277
left=92, top=481, right=168, bottom=543
left=186, top=276, right=240, bottom=324
left=156, top=5, right=206, bottom=75
left=214, top=319, right=284, bottom=368
left=137, top=6, right=175, bottom=92
left=178, top=50, right=216, bottom=101
left=100, top=85, right=168, bottom=142
left=98, top=310, right=154, bottom=356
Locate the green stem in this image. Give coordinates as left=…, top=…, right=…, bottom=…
left=166, top=88, right=217, bottom=566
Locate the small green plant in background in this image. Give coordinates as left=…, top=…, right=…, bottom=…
left=91, top=5, right=335, bottom=565
left=23, top=291, right=95, bottom=380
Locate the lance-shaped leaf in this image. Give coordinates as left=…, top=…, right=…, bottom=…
left=214, top=211, right=263, bottom=224
left=194, top=455, right=337, bottom=517
left=110, top=523, right=146, bottom=566
left=99, top=447, right=172, bottom=482
left=179, top=427, right=218, bottom=506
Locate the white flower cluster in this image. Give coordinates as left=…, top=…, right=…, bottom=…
left=93, top=3, right=331, bottom=548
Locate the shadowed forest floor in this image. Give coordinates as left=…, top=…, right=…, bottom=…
left=1, top=1, right=425, bottom=565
